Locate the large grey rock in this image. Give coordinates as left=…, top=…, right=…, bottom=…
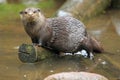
left=56, top=0, right=111, bottom=21
left=22, top=0, right=40, bottom=5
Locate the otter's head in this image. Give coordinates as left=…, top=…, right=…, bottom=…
left=20, top=7, right=45, bottom=23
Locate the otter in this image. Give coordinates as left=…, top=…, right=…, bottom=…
left=20, top=7, right=103, bottom=58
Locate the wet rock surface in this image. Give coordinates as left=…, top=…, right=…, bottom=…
left=56, top=0, right=111, bottom=21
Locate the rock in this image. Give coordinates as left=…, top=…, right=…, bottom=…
left=18, top=44, right=55, bottom=63
left=22, top=0, right=39, bottom=5
left=56, top=0, right=111, bottom=21
left=44, top=72, right=108, bottom=80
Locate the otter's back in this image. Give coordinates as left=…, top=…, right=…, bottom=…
left=47, top=16, right=87, bottom=52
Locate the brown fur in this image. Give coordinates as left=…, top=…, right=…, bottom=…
left=20, top=7, right=103, bottom=56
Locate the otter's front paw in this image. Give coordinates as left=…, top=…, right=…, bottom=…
left=37, top=42, right=42, bottom=47
left=32, top=43, right=38, bottom=46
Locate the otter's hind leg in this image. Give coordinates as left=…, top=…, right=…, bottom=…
left=81, top=49, right=94, bottom=60
left=80, top=38, right=94, bottom=59
left=31, top=38, right=45, bottom=47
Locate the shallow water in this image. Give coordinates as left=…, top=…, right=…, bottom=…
left=0, top=9, right=120, bottom=80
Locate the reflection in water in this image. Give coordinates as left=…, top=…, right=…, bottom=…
left=111, top=11, right=120, bottom=36
left=18, top=56, right=97, bottom=80
left=87, top=16, right=111, bottom=39
left=0, top=10, right=120, bottom=80
left=19, top=64, right=38, bottom=80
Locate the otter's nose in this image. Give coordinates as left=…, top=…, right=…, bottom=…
left=28, top=12, right=33, bottom=16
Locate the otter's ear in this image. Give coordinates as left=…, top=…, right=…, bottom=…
left=19, top=11, right=24, bottom=14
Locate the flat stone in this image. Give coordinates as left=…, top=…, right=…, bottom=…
left=44, top=72, right=108, bottom=80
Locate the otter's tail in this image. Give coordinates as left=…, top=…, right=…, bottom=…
left=90, top=36, right=104, bottom=53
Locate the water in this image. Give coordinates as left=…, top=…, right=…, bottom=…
left=0, top=9, right=120, bottom=80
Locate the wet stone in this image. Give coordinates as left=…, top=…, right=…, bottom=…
left=44, top=72, right=108, bottom=80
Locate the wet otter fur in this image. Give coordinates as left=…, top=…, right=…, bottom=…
left=20, top=7, right=103, bottom=57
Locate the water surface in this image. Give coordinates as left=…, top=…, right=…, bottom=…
left=0, top=9, right=120, bottom=80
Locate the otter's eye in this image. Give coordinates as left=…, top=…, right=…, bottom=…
left=20, top=11, right=23, bottom=14
left=37, top=9, right=40, bottom=12
left=24, top=11, right=27, bottom=14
